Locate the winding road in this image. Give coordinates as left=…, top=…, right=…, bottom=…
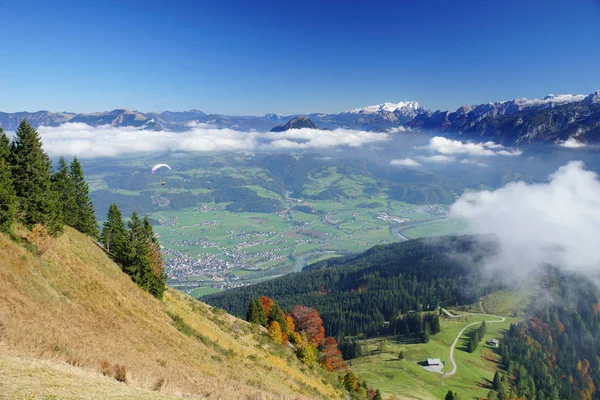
left=437, top=302, right=505, bottom=378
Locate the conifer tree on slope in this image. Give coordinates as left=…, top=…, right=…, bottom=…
left=100, top=203, right=131, bottom=264
left=247, top=299, right=267, bottom=325
left=0, top=128, right=16, bottom=233
left=0, top=159, right=16, bottom=234
left=69, top=156, right=98, bottom=237
left=9, top=120, right=62, bottom=234
left=0, top=128, right=10, bottom=160
left=52, top=156, right=77, bottom=227
left=127, top=211, right=165, bottom=299
left=126, top=211, right=148, bottom=284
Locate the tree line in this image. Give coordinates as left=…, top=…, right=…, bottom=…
left=205, top=236, right=499, bottom=339
left=467, top=320, right=486, bottom=353
left=100, top=204, right=167, bottom=299
left=0, top=120, right=165, bottom=300
left=0, top=121, right=96, bottom=236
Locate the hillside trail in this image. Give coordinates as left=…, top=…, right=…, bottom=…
left=439, top=301, right=505, bottom=381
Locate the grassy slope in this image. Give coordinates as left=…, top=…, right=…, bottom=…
left=0, top=227, right=343, bottom=400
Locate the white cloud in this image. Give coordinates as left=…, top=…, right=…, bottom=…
left=37, top=123, right=389, bottom=158
left=450, top=161, right=600, bottom=283
left=496, top=149, right=523, bottom=156
left=559, top=137, right=586, bottom=148
left=391, top=158, right=421, bottom=167
left=265, top=128, right=388, bottom=150
left=427, top=136, right=520, bottom=157
left=419, top=155, right=456, bottom=163
left=387, top=126, right=410, bottom=134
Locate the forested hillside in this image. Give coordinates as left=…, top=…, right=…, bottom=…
left=205, top=236, right=500, bottom=337
left=494, top=269, right=600, bottom=400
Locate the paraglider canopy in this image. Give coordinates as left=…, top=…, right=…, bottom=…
left=152, top=164, right=171, bottom=174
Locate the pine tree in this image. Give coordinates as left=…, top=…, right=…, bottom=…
left=421, top=322, right=431, bottom=343
left=445, top=390, right=455, bottom=400
left=373, top=389, right=382, bottom=400
left=9, top=120, right=62, bottom=234
left=246, top=299, right=261, bottom=324
left=430, top=314, right=441, bottom=334
left=52, top=156, right=77, bottom=227
left=127, top=211, right=148, bottom=284
left=100, top=203, right=131, bottom=264
left=69, top=157, right=98, bottom=237
left=268, top=302, right=287, bottom=327
left=0, top=128, right=10, bottom=161
left=0, top=158, right=16, bottom=233
left=468, top=337, right=476, bottom=353
left=257, top=300, right=268, bottom=327
left=492, top=371, right=500, bottom=391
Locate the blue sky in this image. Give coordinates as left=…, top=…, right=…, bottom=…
left=0, top=0, right=598, bottom=115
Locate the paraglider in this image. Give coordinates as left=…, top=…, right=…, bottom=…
left=151, top=164, right=171, bottom=174
left=151, top=163, right=171, bottom=186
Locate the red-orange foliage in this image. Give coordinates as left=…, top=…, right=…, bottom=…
left=289, top=305, right=326, bottom=347
left=259, top=296, right=274, bottom=317
left=593, top=303, right=600, bottom=317
left=320, top=337, right=347, bottom=372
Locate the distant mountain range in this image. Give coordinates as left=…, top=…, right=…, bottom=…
left=1, top=90, right=599, bottom=145
left=408, top=92, right=600, bottom=145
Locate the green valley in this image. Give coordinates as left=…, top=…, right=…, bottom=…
left=85, top=153, right=461, bottom=297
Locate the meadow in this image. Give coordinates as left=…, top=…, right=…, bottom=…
left=349, top=290, right=532, bottom=400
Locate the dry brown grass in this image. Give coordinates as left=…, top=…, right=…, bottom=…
left=0, top=227, right=343, bottom=400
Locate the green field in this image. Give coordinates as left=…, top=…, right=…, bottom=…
left=188, top=286, right=222, bottom=297
left=349, top=291, right=532, bottom=400
left=402, top=219, right=468, bottom=239
left=150, top=187, right=457, bottom=293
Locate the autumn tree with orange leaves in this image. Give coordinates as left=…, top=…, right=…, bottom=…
left=289, top=305, right=325, bottom=347
left=320, top=337, right=347, bottom=372
left=259, top=296, right=274, bottom=317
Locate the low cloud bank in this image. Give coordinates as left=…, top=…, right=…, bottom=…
left=450, top=161, right=600, bottom=283
left=559, top=137, right=586, bottom=148
left=428, top=136, right=522, bottom=157
left=387, top=126, right=410, bottom=134
left=38, top=123, right=389, bottom=158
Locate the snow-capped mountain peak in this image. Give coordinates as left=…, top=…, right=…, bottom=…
left=505, top=93, right=586, bottom=108
left=343, top=101, right=422, bottom=115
